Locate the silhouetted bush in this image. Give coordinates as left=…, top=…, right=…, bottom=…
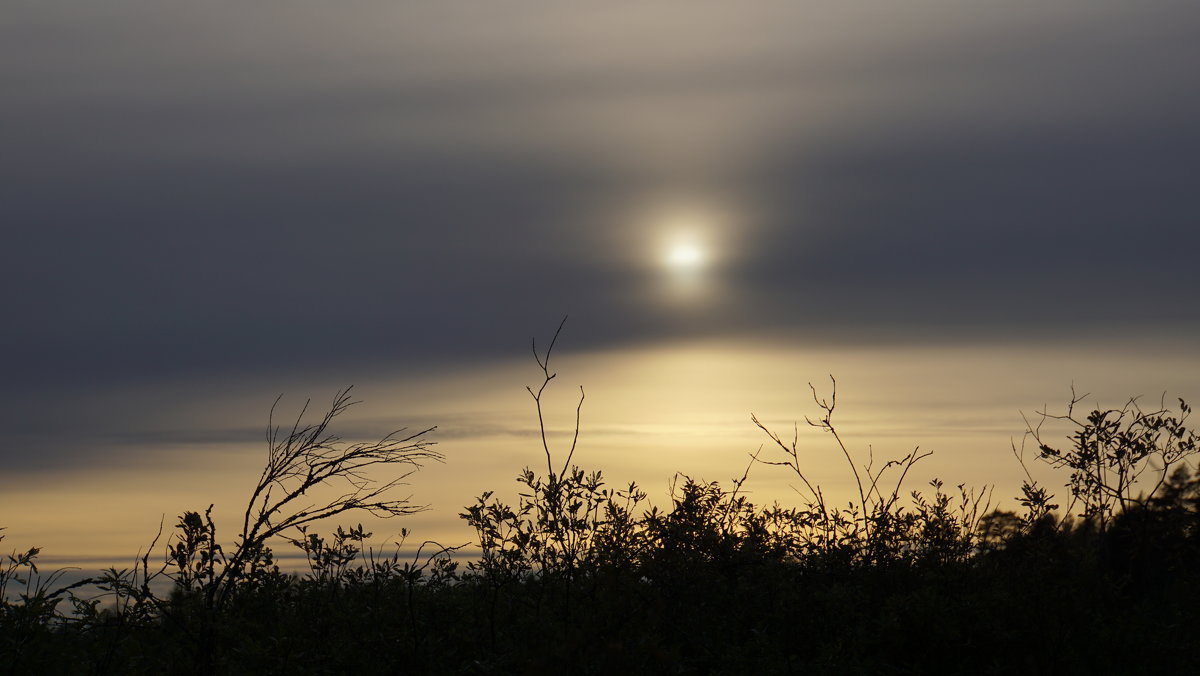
left=4, top=330, right=1200, bottom=674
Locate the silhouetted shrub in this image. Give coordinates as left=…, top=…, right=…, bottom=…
left=4, top=331, right=1200, bottom=674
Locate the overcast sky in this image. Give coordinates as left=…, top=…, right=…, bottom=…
left=4, top=1, right=1199, bottom=560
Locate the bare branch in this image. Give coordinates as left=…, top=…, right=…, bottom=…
left=168, top=386, right=445, bottom=611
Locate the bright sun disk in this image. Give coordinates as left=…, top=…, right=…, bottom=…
left=666, top=242, right=705, bottom=270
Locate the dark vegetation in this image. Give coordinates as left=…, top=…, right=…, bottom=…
left=4, top=323, right=1200, bottom=674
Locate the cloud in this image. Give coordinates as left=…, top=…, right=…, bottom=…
left=2, top=0, right=1198, bottom=393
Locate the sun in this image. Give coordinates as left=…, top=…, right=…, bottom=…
left=666, top=241, right=706, bottom=270
left=645, top=200, right=725, bottom=289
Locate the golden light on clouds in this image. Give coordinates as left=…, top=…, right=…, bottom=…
left=5, top=334, right=1200, bottom=566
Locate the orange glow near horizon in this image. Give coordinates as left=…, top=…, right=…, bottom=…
left=4, top=335, right=1199, bottom=569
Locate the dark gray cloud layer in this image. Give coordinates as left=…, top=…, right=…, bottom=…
left=4, top=0, right=1198, bottom=398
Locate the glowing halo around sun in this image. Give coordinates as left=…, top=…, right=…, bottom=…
left=639, top=199, right=732, bottom=300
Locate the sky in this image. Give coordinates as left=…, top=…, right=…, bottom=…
left=3, top=1, right=1199, bottom=566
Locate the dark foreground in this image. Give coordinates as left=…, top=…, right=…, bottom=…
left=5, top=377, right=1199, bottom=674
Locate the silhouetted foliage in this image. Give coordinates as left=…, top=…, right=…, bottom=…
left=4, top=334, right=1200, bottom=674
